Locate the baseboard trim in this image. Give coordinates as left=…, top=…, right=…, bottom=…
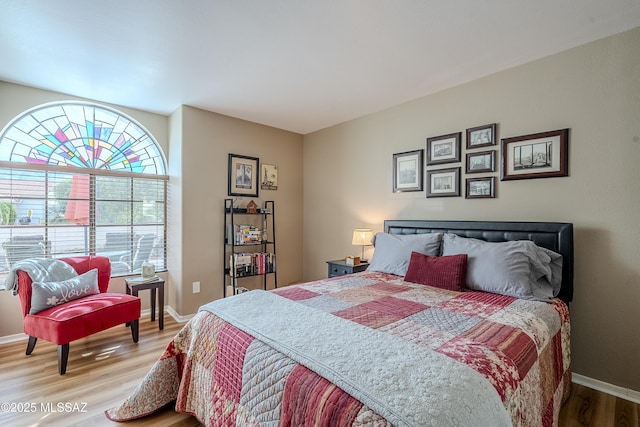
left=0, top=332, right=28, bottom=345
left=165, top=305, right=194, bottom=323
left=139, top=307, right=194, bottom=324
left=573, top=373, right=640, bottom=404
left=0, top=307, right=193, bottom=345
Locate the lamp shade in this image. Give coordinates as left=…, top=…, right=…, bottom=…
left=352, top=229, right=374, bottom=246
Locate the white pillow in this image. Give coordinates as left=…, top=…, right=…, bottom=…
left=441, top=234, right=562, bottom=301
left=30, top=269, right=100, bottom=314
left=367, top=232, right=442, bottom=276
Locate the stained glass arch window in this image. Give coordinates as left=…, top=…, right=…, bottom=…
left=0, top=101, right=166, bottom=175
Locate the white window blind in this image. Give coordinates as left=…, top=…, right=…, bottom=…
left=0, top=166, right=166, bottom=276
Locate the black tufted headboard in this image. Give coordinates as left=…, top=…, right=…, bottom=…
left=384, top=220, right=574, bottom=303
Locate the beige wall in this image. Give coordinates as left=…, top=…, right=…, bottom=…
left=167, top=106, right=184, bottom=315
left=303, top=28, right=640, bottom=392
left=168, top=105, right=304, bottom=315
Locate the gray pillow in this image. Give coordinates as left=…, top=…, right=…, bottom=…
left=367, top=232, right=442, bottom=276
left=530, top=246, right=563, bottom=300
left=30, top=269, right=100, bottom=314
left=441, top=234, right=562, bottom=301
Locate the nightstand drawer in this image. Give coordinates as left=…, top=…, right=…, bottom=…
left=326, top=260, right=368, bottom=277
left=329, top=264, right=352, bottom=277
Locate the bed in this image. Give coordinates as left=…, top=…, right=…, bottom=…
left=106, top=220, right=573, bottom=426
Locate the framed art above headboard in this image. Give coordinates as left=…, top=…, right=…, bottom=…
left=384, top=220, right=574, bottom=303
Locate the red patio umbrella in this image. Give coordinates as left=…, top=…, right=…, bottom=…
left=64, top=175, right=90, bottom=254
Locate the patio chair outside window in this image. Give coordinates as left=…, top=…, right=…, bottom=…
left=111, top=234, right=156, bottom=275
left=131, top=234, right=156, bottom=272
left=101, top=232, right=134, bottom=263
left=2, top=235, right=49, bottom=268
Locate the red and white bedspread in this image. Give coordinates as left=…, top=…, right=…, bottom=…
left=106, top=271, right=571, bottom=426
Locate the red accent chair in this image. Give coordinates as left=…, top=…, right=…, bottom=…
left=15, top=256, right=141, bottom=374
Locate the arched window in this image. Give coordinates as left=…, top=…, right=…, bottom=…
left=0, top=102, right=167, bottom=277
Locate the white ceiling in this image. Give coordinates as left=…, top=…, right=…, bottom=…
left=1, top=1, right=639, bottom=134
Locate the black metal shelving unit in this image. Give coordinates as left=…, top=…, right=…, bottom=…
left=223, top=199, right=277, bottom=297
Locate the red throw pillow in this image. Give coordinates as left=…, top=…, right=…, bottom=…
left=404, top=252, right=468, bottom=291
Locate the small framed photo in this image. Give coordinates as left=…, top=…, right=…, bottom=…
left=261, top=164, right=278, bottom=190
left=427, top=167, right=460, bottom=197
left=426, top=132, right=461, bottom=165
left=466, top=176, right=495, bottom=199
left=466, top=123, right=496, bottom=149
left=228, top=153, right=259, bottom=197
left=501, top=129, right=569, bottom=181
left=466, top=150, right=495, bottom=174
left=393, top=150, right=423, bottom=192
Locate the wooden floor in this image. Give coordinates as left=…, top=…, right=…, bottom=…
left=0, top=314, right=637, bottom=427
left=559, top=384, right=639, bottom=427
left=0, top=314, right=202, bottom=427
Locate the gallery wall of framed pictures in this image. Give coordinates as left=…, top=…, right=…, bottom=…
left=462, top=123, right=497, bottom=199
left=392, top=123, right=569, bottom=200
left=228, top=153, right=280, bottom=198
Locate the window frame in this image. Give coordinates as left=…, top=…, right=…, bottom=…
left=0, top=101, right=168, bottom=278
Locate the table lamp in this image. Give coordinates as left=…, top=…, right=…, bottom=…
left=352, top=228, right=374, bottom=263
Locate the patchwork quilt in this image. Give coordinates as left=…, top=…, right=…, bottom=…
left=106, top=271, right=571, bottom=426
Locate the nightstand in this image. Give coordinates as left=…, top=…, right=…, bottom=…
left=326, top=259, right=369, bottom=278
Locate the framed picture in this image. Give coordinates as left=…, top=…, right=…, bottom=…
left=426, top=132, right=461, bottom=165
left=261, top=164, right=278, bottom=190
left=466, top=176, right=495, bottom=199
left=466, top=150, right=495, bottom=174
left=393, top=150, right=423, bottom=192
left=501, top=129, right=569, bottom=181
left=466, top=123, right=496, bottom=149
left=426, top=167, right=460, bottom=197
left=228, top=153, right=259, bottom=197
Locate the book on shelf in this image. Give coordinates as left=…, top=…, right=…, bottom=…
left=229, top=252, right=276, bottom=277
left=127, top=275, right=160, bottom=284
left=227, top=224, right=264, bottom=245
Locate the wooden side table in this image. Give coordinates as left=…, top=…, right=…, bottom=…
left=125, top=277, right=165, bottom=330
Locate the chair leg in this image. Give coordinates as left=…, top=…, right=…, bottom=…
left=25, top=336, right=37, bottom=355
left=58, top=344, right=69, bottom=375
left=130, top=319, right=139, bottom=343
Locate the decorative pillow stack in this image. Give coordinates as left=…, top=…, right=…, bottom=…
left=366, top=231, right=562, bottom=301
left=441, top=234, right=563, bottom=301
left=366, top=232, right=442, bottom=276
left=30, top=269, right=100, bottom=314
